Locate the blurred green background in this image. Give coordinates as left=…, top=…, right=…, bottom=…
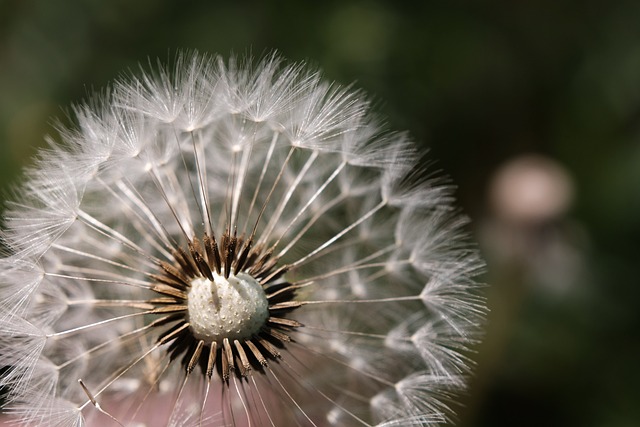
left=1, top=1, right=639, bottom=426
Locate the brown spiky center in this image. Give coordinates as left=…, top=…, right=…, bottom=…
left=146, top=230, right=302, bottom=381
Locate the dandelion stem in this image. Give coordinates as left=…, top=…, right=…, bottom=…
left=242, top=131, right=279, bottom=235
left=271, top=160, right=346, bottom=255
left=289, top=199, right=387, bottom=268
left=78, top=379, right=125, bottom=427
left=299, top=295, right=420, bottom=305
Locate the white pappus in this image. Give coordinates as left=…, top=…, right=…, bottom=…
left=0, top=52, right=485, bottom=427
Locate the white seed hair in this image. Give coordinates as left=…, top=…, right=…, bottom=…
left=0, top=51, right=485, bottom=427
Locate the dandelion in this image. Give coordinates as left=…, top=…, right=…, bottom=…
left=0, top=52, right=485, bottom=426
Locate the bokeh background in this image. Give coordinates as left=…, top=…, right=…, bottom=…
left=1, top=1, right=639, bottom=426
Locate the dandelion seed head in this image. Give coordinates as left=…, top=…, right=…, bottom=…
left=0, top=51, right=485, bottom=426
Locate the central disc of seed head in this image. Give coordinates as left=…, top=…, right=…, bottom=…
left=187, top=271, right=269, bottom=344
left=153, top=231, right=300, bottom=378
